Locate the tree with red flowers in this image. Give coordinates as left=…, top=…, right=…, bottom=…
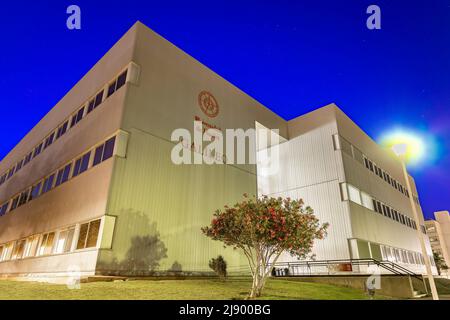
left=202, top=194, right=328, bottom=298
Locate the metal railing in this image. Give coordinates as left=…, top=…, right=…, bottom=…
left=269, top=258, right=423, bottom=281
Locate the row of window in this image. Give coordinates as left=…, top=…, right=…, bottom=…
left=0, top=69, right=128, bottom=187
left=333, top=134, right=419, bottom=204
left=341, top=183, right=426, bottom=234
left=0, top=136, right=116, bottom=217
left=0, top=219, right=101, bottom=263
left=380, top=244, right=435, bottom=266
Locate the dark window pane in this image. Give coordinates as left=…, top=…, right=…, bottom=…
left=55, top=169, right=64, bottom=187
left=76, top=223, right=89, bottom=249
left=87, top=99, right=95, bottom=114
left=11, top=197, right=19, bottom=211
left=107, top=82, right=116, bottom=97
left=102, top=137, right=115, bottom=161
left=80, top=152, right=91, bottom=173
left=62, top=164, right=71, bottom=183
left=72, top=158, right=82, bottom=177
left=30, top=182, right=42, bottom=200
left=42, top=174, right=55, bottom=193
left=93, top=145, right=104, bottom=166
left=116, top=70, right=127, bottom=89
left=94, top=91, right=104, bottom=108
left=86, top=220, right=101, bottom=248
left=76, top=107, right=84, bottom=122
left=70, top=114, right=77, bottom=127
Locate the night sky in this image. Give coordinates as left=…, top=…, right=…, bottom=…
left=0, top=1, right=448, bottom=219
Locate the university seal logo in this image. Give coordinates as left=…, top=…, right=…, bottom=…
left=198, top=91, right=219, bottom=118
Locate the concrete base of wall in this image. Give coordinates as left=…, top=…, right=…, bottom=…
left=276, top=275, right=428, bottom=299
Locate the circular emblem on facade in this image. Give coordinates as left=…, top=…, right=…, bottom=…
left=198, top=91, right=219, bottom=118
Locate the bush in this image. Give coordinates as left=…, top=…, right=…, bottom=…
left=209, top=255, right=227, bottom=279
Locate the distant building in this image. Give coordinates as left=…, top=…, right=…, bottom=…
left=0, top=22, right=436, bottom=280
left=425, top=211, right=450, bottom=272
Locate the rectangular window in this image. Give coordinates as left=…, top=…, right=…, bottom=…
left=73, top=152, right=91, bottom=177
left=55, top=163, right=72, bottom=187
left=42, top=174, right=55, bottom=194
left=94, top=90, right=104, bottom=108
left=17, top=189, right=30, bottom=207
left=348, top=184, right=362, bottom=205
left=71, top=107, right=85, bottom=127
left=0, top=202, right=8, bottom=216
left=107, top=81, right=116, bottom=97
left=56, top=121, right=69, bottom=139
left=33, top=143, right=43, bottom=158
left=43, top=132, right=55, bottom=149
left=11, top=239, right=26, bottom=260
left=37, top=232, right=55, bottom=256
left=368, top=160, right=374, bottom=172
left=10, top=196, right=19, bottom=211
left=23, top=235, right=39, bottom=258
left=361, top=192, right=374, bottom=210
left=87, top=99, right=95, bottom=113
left=29, top=182, right=42, bottom=200
left=24, top=152, right=32, bottom=166
left=55, top=227, right=75, bottom=254
left=93, top=144, right=104, bottom=166
left=76, top=219, right=101, bottom=250
left=376, top=201, right=382, bottom=214
left=15, top=159, right=23, bottom=173
left=116, top=70, right=127, bottom=90
left=0, top=243, right=13, bottom=261
left=7, top=168, right=15, bottom=179
left=103, top=137, right=116, bottom=161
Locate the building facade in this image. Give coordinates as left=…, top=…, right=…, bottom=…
left=425, top=211, right=450, bottom=273
left=0, top=22, right=435, bottom=280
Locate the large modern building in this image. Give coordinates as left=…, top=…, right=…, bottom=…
left=0, top=22, right=436, bottom=280
left=425, top=211, right=450, bottom=273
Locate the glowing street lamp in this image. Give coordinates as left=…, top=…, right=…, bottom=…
left=392, top=143, right=439, bottom=300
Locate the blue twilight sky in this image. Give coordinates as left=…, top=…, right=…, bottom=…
left=0, top=1, right=449, bottom=219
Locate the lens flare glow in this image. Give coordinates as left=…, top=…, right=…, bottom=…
left=378, top=128, right=438, bottom=167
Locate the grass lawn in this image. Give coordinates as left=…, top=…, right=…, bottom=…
left=0, top=278, right=393, bottom=300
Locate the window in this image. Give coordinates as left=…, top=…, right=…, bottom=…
left=29, top=182, right=42, bottom=200
left=0, top=243, right=13, bottom=261
left=346, top=184, right=361, bottom=205
left=55, top=228, right=75, bottom=254
left=376, top=201, right=382, bottom=214
left=7, top=167, right=15, bottom=179
left=23, top=235, right=39, bottom=258
left=108, top=70, right=128, bottom=98
left=93, top=145, right=104, bottom=166
left=11, top=239, right=26, bottom=260
left=15, top=159, right=23, bottom=173
left=10, top=196, right=19, bottom=211
left=33, top=143, right=43, bottom=158
left=0, top=202, right=8, bottom=216
left=42, top=174, right=55, bottom=194
left=361, top=192, right=374, bottom=210
left=116, top=70, right=127, bottom=90
left=87, top=91, right=104, bottom=114
left=70, top=107, right=85, bottom=128
left=56, top=121, right=69, bottom=139
left=17, top=189, right=30, bottom=207
left=93, top=137, right=116, bottom=167
left=43, top=132, right=55, bottom=149
left=23, top=152, right=32, bottom=166
left=76, top=219, right=101, bottom=250
left=73, top=152, right=91, bottom=177
left=55, top=163, right=72, bottom=187
left=37, top=232, right=55, bottom=256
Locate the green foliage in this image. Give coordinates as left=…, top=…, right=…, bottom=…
left=209, top=255, right=227, bottom=279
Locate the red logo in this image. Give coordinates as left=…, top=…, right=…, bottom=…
left=198, top=91, right=219, bottom=118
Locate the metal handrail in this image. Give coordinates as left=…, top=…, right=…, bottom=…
left=270, top=258, right=423, bottom=281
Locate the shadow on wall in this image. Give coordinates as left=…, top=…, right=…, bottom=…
left=97, top=209, right=171, bottom=276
